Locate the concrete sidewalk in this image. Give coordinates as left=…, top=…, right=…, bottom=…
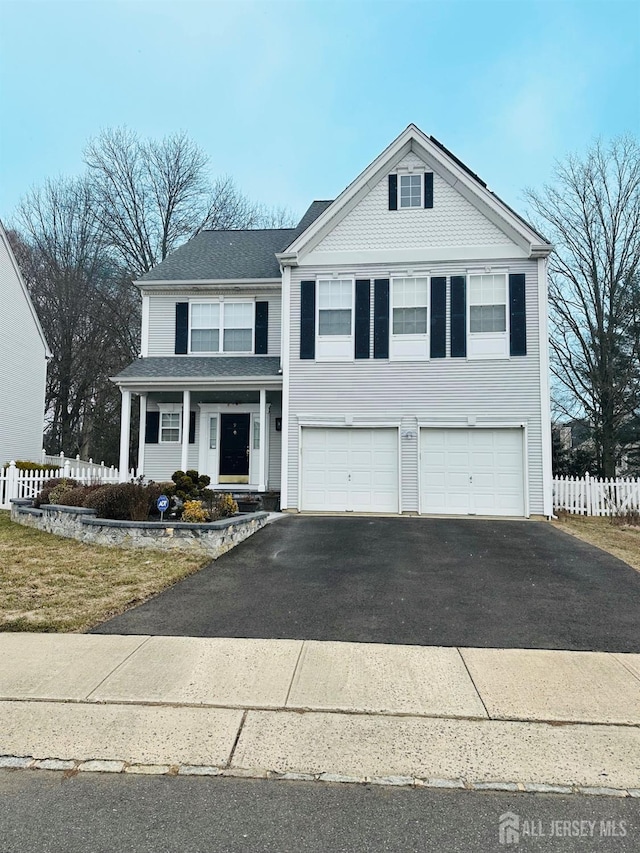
left=1, top=633, right=639, bottom=795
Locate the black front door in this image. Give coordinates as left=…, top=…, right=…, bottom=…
left=219, top=413, right=250, bottom=482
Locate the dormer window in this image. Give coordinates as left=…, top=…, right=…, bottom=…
left=400, top=174, right=422, bottom=208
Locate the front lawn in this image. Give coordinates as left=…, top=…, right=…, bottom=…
left=0, top=511, right=208, bottom=632
left=553, top=514, right=640, bottom=573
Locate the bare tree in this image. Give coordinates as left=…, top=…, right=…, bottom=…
left=525, top=136, right=640, bottom=477
left=85, top=128, right=294, bottom=275
left=12, top=177, right=138, bottom=461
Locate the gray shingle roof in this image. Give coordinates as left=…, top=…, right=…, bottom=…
left=114, top=356, right=282, bottom=380
left=138, top=201, right=334, bottom=284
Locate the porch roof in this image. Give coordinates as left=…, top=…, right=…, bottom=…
left=112, top=356, right=282, bottom=387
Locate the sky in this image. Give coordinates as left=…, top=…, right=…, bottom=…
left=1, top=0, right=638, bottom=224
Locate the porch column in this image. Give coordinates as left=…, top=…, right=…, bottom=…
left=137, top=393, right=147, bottom=477
left=181, top=389, right=191, bottom=473
left=118, top=389, right=131, bottom=482
left=259, top=387, right=267, bottom=492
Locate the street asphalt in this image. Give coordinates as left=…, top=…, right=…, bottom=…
left=94, top=517, right=640, bottom=652
left=0, top=771, right=637, bottom=853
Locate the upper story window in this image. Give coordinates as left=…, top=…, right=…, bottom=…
left=467, top=272, right=509, bottom=359
left=190, top=301, right=253, bottom=353
left=399, top=174, right=422, bottom=208
left=469, top=274, right=507, bottom=333
left=390, top=276, right=429, bottom=360
left=316, top=278, right=354, bottom=361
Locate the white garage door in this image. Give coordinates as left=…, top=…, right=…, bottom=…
left=420, top=428, right=525, bottom=517
left=301, top=428, right=399, bottom=513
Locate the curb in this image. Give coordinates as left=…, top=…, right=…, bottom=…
left=0, top=755, right=635, bottom=797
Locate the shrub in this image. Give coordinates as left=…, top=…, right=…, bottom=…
left=81, top=484, right=128, bottom=519
left=54, top=484, right=103, bottom=507
left=3, top=460, right=61, bottom=472
left=34, top=478, right=78, bottom=507
left=202, top=491, right=238, bottom=520
left=171, top=469, right=211, bottom=502
left=81, top=482, right=166, bottom=521
left=181, top=500, right=210, bottom=523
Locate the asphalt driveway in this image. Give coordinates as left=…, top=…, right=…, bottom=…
left=93, top=517, right=640, bottom=652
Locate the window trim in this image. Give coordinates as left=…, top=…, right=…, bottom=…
left=315, top=276, right=355, bottom=361
left=389, top=275, right=430, bottom=361
left=158, top=407, right=182, bottom=444
left=466, top=270, right=510, bottom=360
left=398, top=173, right=423, bottom=209
left=188, top=298, right=256, bottom=355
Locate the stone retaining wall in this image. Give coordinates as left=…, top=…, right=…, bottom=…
left=10, top=500, right=269, bottom=558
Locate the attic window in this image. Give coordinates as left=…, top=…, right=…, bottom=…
left=399, top=175, right=422, bottom=208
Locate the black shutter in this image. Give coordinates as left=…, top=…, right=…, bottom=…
left=373, top=279, right=390, bottom=359
left=430, top=277, right=446, bottom=358
left=189, top=411, right=196, bottom=444
left=388, top=174, right=397, bottom=210
left=509, top=273, right=527, bottom=356
left=145, top=411, right=159, bottom=444
left=450, top=276, right=467, bottom=358
left=255, top=301, right=269, bottom=354
left=175, top=302, right=188, bottom=354
left=300, top=280, right=316, bottom=359
left=424, top=172, right=434, bottom=209
left=355, top=279, right=371, bottom=359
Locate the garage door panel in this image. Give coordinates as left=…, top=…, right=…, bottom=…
left=301, top=428, right=399, bottom=513
left=421, top=428, right=525, bottom=517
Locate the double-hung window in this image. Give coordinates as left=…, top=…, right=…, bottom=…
left=190, top=301, right=254, bottom=353
left=191, top=303, right=220, bottom=352
left=160, top=412, right=181, bottom=443
left=468, top=273, right=509, bottom=359
left=390, top=276, right=429, bottom=359
left=399, top=174, right=422, bottom=208
left=316, top=279, right=354, bottom=360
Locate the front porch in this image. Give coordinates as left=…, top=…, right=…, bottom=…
left=114, top=357, right=283, bottom=493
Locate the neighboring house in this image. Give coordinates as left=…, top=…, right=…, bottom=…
left=113, top=125, right=553, bottom=517
left=0, top=222, right=50, bottom=463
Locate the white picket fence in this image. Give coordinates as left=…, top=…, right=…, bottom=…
left=41, top=451, right=112, bottom=477
left=0, top=460, right=138, bottom=510
left=553, top=474, right=640, bottom=516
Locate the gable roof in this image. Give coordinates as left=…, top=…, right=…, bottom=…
left=0, top=222, right=51, bottom=357
left=280, top=125, right=552, bottom=262
left=137, top=201, right=333, bottom=284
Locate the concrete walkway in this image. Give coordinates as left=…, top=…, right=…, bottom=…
left=1, top=633, right=639, bottom=795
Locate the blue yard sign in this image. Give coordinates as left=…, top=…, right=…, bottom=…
left=157, top=495, right=169, bottom=519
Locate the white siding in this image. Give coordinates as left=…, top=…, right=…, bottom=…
left=146, top=289, right=282, bottom=358
left=0, top=232, right=48, bottom=463
left=285, top=257, right=544, bottom=514
left=142, top=401, right=282, bottom=491
left=312, top=152, right=514, bottom=254
left=142, top=409, right=199, bottom=482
